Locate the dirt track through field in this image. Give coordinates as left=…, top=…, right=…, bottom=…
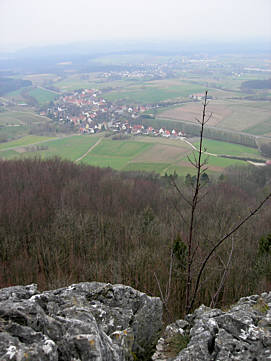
left=75, top=137, right=102, bottom=162
left=183, top=138, right=217, bottom=157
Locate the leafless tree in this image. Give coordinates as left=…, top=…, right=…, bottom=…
left=169, top=90, right=271, bottom=314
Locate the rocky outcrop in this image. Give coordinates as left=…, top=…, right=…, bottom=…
left=153, top=292, right=271, bottom=361
left=2, top=283, right=271, bottom=361
left=0, top=282, right=163, bottom=361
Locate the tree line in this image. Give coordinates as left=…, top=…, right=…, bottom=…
left=142, top=117, right=257, bottom=148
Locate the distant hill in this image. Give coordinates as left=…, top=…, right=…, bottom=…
left=0, top=77, right=32, bottom=96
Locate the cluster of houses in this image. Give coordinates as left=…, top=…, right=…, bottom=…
left=41, top=87, right=190, bottom=139
left=98, top=60, right=176, bottom=81
left=100, top=68, right=167, bottom=81
left=109, top=122, right=185, bottom=138
left=41, top=88, right=155, bottom=134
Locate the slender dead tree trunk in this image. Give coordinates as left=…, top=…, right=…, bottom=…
left=158, top=90, right=271, bottom=316
left=185, top=90, right=210, bottom=313
left=176, top=91, right=271, bottom=314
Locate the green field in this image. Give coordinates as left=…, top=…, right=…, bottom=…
left=0, top=111, right=50, bottom=125
left=27, top=88, right=58, bottom=104
left=0, top=135, right=55, bottom=150
left=193, top=139, right=260, bottom=157
left=0, top=133, right=257, bottom=175
left=103, top=82, right=205, bottom=104
left=54, top=76, right=137, bottom=92
left=0, top=135, right=101, bottom=161
left=6, top=86, right=58, bottom=105
left=202, top=154, right=247, bottom=167
left=0, top=110, right=52, bottom=141
left=54, top=79, right=94, bottom=91
left=23, top=135, right=100, bottom=161
left=80, top=137, right=250, bottom=174
left=103, top=87, right=181, bottom=103
left=91, top=139, right=152, bottom=157
left=165, top=154, right=247, bottom=177
left=80, top=154, right=131, bottom=170
left=81, top=139, right=153, bottom=170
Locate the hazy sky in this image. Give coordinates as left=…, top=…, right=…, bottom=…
left=1, top=0, right=270, bottom=51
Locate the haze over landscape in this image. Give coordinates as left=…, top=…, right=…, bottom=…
left=0, top=0, right=270, bottom=51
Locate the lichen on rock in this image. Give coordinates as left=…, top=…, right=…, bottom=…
left=0, top=282, right=163, bottom=361
left=152, top=292, right=271, bottom=361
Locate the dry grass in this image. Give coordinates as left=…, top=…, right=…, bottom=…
left=219, top=102, right=271, bottom=131
left=158, top=102, right=231, bottom=126
left=132, top=143, right=189, bottom=163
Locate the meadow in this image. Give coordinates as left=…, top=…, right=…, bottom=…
left=0, top=110, right=51, bottom=126
left=27, top=88, right=58, bottom=104
left=54, top=74, right=137, bottom=92
left=0, top=133, right=262, bottom=175
left=54, top=78, right=96, bottom=91
left=23, top=135, right=99, bottom=161
left=162, top=153, right=247, bottom=176
left=103, top=80, right=205, bottom=104
left=6, top=86, right=58, bottom=105
left=0, top=135, right=55, bottom=150
left=193, top=139, right=260, bottom=157
left=0, top=110, right=53, bottom=141
left=80, top=139, right=153, bottom=170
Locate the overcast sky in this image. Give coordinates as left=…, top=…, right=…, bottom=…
left=0, top=0, right=270, bottom=51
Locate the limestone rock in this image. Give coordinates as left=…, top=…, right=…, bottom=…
left=152, top=292, right=271, bottom=361
left=0, top=282, right=162, bottom=361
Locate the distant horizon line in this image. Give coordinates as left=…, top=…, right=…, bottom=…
left=1, top=37, right=270, bottom=54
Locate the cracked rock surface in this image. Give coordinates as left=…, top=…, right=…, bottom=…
left=0, top=282, right=162, bottom=361
left=153, top=292, right=271, bottom=361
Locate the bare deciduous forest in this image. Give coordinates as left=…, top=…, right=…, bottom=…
left=0, top=156, right=270, bottom=320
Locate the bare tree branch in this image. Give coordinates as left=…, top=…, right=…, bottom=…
left=171, top=177, right=193, bottom=207
left=188, top=191, right=271, bottom=313
left=210, top=237, right=234, bottom=308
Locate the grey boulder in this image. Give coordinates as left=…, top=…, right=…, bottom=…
left=0, top=282, right=163, bottom=361
left=153, top=292, right=271, bottom=361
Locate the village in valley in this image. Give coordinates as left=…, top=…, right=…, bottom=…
left=42, top=88, right=186, bottom=138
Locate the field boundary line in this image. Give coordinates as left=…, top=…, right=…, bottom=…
left=0, top=134, right=78, bottom=152
left=75, top=137, right=102, bottom=162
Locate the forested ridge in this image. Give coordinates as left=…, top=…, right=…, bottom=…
left=0, top=157, right=270, bottom=319
left=0, top=77, right=32, bottom=96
